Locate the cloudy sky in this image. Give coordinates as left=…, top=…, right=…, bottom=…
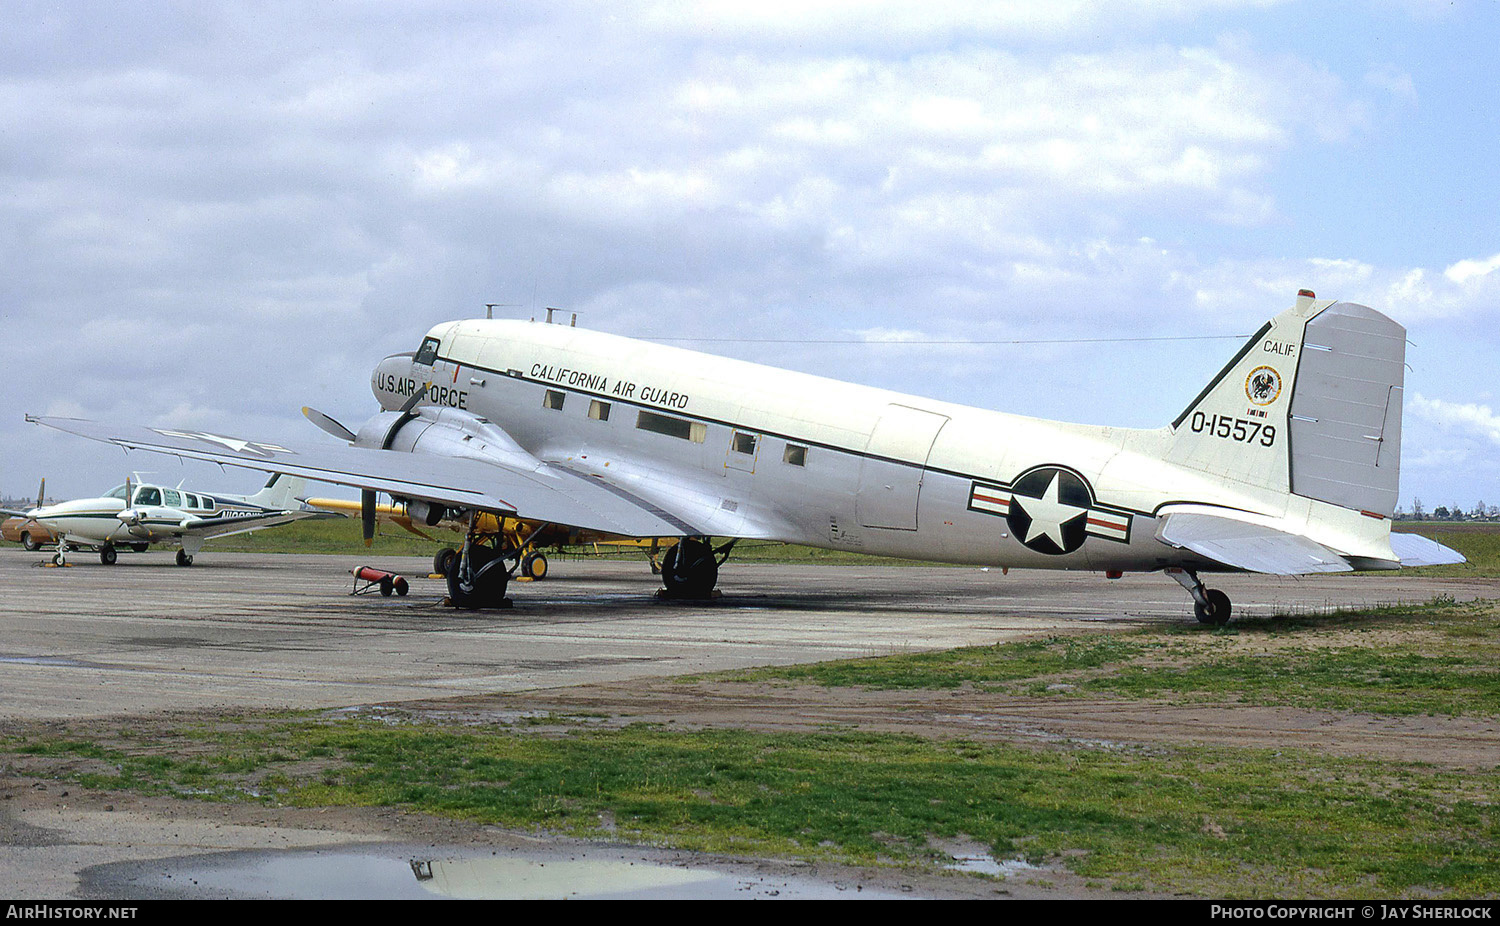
left=3, top=0, right=1497, bottom=515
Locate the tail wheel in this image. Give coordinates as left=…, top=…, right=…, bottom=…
left=1195, top=588, right=1232, bottom=626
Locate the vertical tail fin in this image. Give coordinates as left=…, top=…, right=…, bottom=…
left=1167, top=291, right=1405, bottom=517
left=248, top=473, right=308, bottom=510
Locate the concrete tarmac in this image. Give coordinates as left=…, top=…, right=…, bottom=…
left=1, top=549, right=1492, bottom=722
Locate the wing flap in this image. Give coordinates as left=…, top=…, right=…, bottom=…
left=31, top=416, right=700, bottom=539
left=1157, top=511, right=1353, bottom=575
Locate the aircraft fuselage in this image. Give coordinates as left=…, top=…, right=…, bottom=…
left=366, top=316, right=1391, bottom=574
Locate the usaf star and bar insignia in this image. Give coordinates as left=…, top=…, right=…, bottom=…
left=968, top=466, right=1133, bottom=555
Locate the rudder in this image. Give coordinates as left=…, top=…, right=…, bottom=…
left=1166, top=291, right=1405, bottom=517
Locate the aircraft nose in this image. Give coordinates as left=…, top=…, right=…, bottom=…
left=371, top=353, right=420, bottom=412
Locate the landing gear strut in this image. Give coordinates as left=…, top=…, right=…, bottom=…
left=1169, top=568, right=1232, bottom=625
left=659, top=537, right=736, bottom=600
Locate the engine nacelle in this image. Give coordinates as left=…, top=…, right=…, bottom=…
left=351, top=407, right=543, bottom=519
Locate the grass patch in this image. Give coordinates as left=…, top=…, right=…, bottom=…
left=737, top=598, right=1500, bottom=717
left=9, top=717, right=1499, bottom=898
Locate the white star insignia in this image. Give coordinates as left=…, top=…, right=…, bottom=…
left=1012, top=472, right=1087, bottom=549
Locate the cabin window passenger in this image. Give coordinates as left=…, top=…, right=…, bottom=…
left=732, top=432, right=757, bottom=455
left=135, top=487, right=161, bottom=506
left=588, top=399, right=611, bottom=421
left=783, top=444, right=808, bottom=466
left=163, top=489, right=182, bottom=507
left=201, top=498, right=215, bottom=511
left=544, top=390, right=566, bottom=410
left=414, top=337, right=441, bottom=366
left=186, top=494, right=199, bottom=509
left=637, top=410, right=706, bottom=443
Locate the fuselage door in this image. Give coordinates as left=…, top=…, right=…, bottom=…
left=856, top=405, right=949, bottom=530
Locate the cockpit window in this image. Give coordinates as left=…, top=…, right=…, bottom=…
left=414, top=337, right=441, bottom=366
left=105, top=485, right=129, bottom=500
left=134, top=486, right=162, bottom=506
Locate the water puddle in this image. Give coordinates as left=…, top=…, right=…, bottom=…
left=135, top=846, right=914, bottom=899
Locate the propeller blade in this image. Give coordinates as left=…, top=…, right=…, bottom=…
left=302, top=407, right=357, bottom=442
left=381, top=383, right=430, bottom=450
left=36, top=478, right=45, bottom=509
left=361, top=489, right=377, bottom=548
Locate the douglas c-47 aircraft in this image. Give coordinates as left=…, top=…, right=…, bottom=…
left=3, top=474, right=328, bottom=566
left=30, top=289, right=1463, bottom=621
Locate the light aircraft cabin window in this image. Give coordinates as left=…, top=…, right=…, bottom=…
left=186, top=494, right=199, bottom=509
left=588, top=399, right=611, bottom=421
left=732, top=431, right=757, bottom=455
left=135, top=487, right=161, bottom=506
left=105, top=485, right=129, bottom=500
left=783, top=443, right=808, bottom=466
left=201, top=497, right=215, bottom=511
left=637, top=410, right=707, bottom=443
left=543, top=389, right=566, bottom=410
left=414, top=337, right=441, bottom=366
left=163, top=489, right=182, bottom=507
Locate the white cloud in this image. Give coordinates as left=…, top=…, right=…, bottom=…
left=1444, top=252, right=1500, bottom=286
left=1410, top=394, right=1500, bottom=447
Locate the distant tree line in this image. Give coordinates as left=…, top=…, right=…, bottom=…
left=1395, top=499, right=1500, bottom=521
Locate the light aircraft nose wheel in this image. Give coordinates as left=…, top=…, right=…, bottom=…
left=175, top=549, right=194, bottom=567
left=99, top=545, right=117, bottom=566
left=51, top=552, right=66, bottom=567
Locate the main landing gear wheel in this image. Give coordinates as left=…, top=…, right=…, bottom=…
left=175, top=549, right=194, bottom=567
left=99, top=544, right=117, bottom=566
left=660, top=537, right=734, bottom=599
left=446, top=525, right=510, bottom=610
left=1195, top=588, right=1232, bottom=626
left=433, top=547, right=458, bottom=577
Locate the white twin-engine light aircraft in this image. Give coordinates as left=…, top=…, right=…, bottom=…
left=31, top=289, right=1463, bottom=621
left=5, top=473, right=325, bottom=566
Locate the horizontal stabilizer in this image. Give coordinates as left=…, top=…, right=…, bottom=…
left=1389, top=532, right=1467, bottom=567
left=1157, top=510, right=1353, bottom=575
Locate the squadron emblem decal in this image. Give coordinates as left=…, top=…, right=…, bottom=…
left=1245, top=366, right=1282, bottom=406
left=968, top=466, right=1131, bottom=555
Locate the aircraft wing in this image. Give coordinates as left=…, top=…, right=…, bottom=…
left=1156, top=510, right=1354, bottom=575
left=29, top=416, right=702, bottom=539
left=1389, top=531, right=1468, bottom=567
left=181, top=507, right=341, bottom=541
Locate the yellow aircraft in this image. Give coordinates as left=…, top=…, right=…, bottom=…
left=304, top=495, right=665, bottom=580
